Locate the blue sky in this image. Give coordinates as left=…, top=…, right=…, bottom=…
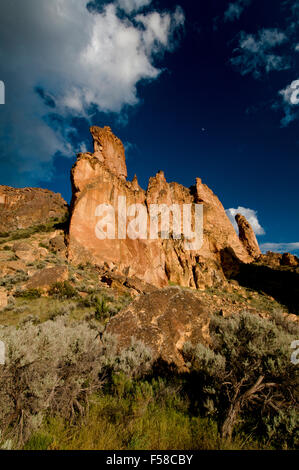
left=0, top=0, right=298, bottom=254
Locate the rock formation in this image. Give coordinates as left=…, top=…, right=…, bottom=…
left=25, top=266, right=68, bottom=291
left=235, top=213, right=261, bottom=259
left=90, top=126, right=127, bottom=180
left=106, top=287, right=210, bottom=369
left=257, top=251, right=299, bottom=269
left=69, top=126, right=257, bottom=289
left=0, top=287, right=7, bottom=310
left=0, top=186, right=68, bottom=233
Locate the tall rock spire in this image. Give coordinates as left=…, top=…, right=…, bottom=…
left=235, top=213, right=261, bottom=259
left=90, top=126, right=127, bottom=180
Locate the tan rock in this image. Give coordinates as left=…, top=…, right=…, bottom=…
left=68, top=126, right=254, bottom=289
left=0, top=186, right=68, bottom=233
left=0, top=260, right=27, bottom=275
left=235, top=213, right=261, bottom=259
left=49, top=235, right=66, bottom=254
left=25, top=266, right=68, bottom=290
left=258, top=251, right=283, bottom=269
left=0, top=251, right=14, bottom=262
left=15, top=251, right=38, bottom=263
left=12, top=242, right=31, bottom=252
left=281, top=252, right=299, bottom=267
left=100, top=271, right=157, bottom=296
left=106, top=287, right=210, bottom=369
left=0, top=287, right=8, bottom=310
left=12, top=243, right=39, bottom=263
left=90, top=126, right=127, bottom=180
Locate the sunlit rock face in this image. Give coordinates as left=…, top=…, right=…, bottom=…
left=235, top=213, right=261, bottom=259
left=68, top=126, right=254, bottom=288
left=0, top=186, right=68, bottom=233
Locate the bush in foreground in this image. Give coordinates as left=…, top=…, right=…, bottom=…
left=183, top=311, right=299, bottom=448
left=0, top=317, right=152, bottom=448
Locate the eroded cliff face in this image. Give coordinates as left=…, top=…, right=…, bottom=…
left=69, top=126, right=256, bottom=288
left=0, top=186, right=68, bottom=233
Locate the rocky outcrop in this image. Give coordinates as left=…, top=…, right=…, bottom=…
left=257, top=251, right=299, bottom=269
left=0, top=287, right=7, bottom=310
left=68, top=126, right=256, bottom=289
left=106, top=287, right=210, bottom=369
left=0, top=186, right=68, bottom=233
left=25, top=266, right=68, bottom=291
left=281, top=252, right=299, bottom=267
left=235, top=213, right=261, bottom=259
left=49, top=235, right=67, bottom=255
left=90, top=126, right=127, bottom=180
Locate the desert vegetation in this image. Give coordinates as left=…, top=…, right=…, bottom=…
left=0, top=227, right=298, bottom=450
left=0, top=306, right=297, bottom=450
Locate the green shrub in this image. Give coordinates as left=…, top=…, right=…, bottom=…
left=0, top=272, right=29, bottom=288
left=0, top=320, right=152, bottom=449
left=39, top=242, right=48, bottom=249
left=183, top=311, right=299, bottom=447
left=14, top=288, right=42, bottom=299
left=0, top=217, right=68, bottom=245
left=95, top=297, right=110, bottom=321
left=24, top=433, right=53, bottom=451
left=0, top=317, right=104, bottom=447
left=48, top=281, right=78, bottom=300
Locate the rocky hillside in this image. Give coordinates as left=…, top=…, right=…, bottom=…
left=0, top=130, right=298, bottom=450
left=0, top=186, right=68, bottom=234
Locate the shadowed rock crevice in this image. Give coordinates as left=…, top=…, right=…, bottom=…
left=221, top=247, right=299, bottom=314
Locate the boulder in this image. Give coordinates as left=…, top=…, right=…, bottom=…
left=106, top=287, right=210, bottom=369
left=49, top=235, right=66, bottom=254
left=0, top=260, right=27, bottom=276
left=281, top=252, right=299, bottom=267
left=12, top=242, right=31, bottom=252
left=100, top=271, right=157, bottom=296
left=25, top=266, right=68, bottom=290
left=13, top=241, right=38, bottom=263
left=0, top=287, right=8, bottom=310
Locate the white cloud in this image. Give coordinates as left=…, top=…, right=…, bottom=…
left=230, top=29, right=290, bottom=78
left=226, top=206, right=265, bottom=236
left=229, top=1, right=299, bottom=126
left=136, top=7, right=185, bottom=53
left=117, top=0, right=152, bottom=13
left=260, top=242, right=299, bottom=254
left=0, top=0, right=184, bottom=185
left=224, top=0, right=251, bottom=22
left=278, top=79, right=299, bottom=126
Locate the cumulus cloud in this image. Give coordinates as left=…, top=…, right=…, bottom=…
left=229, top=1, right=299, bottom=125
left=224, top=0, right=251, bottom=22
left=117, top=0, right=152, bottom=13
left=260, top=242, right=299, bottom=254
left=230, top=29, right=290, bottom=78
left=278, top=79, right=299, bottom=126
left=0, top=0, right=184, bottom=185
left=226, top=206, right=265, bottom=236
